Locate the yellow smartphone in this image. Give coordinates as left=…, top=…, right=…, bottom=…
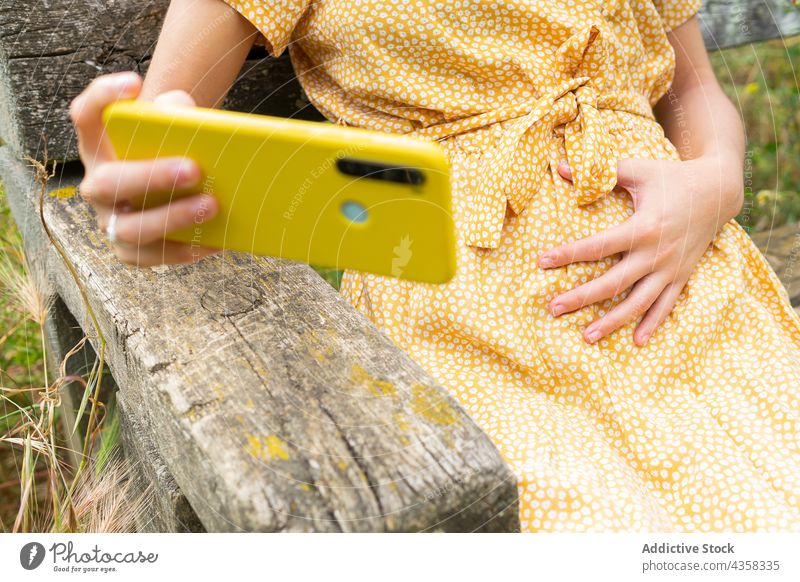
left=102, top=100, right=456, bottom=284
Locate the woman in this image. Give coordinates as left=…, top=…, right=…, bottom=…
left=70, top=0, right=800, bottom=531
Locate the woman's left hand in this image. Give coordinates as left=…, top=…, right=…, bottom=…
left=538, top=156, right=743, bottom=346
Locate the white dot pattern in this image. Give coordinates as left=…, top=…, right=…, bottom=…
left=223, top=0, right=800, bottom=532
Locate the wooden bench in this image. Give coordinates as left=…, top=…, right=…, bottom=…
left=0, top=0, right=798, bottom=532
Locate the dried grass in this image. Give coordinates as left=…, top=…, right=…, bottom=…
left=0, top=153, right=147, bottom=532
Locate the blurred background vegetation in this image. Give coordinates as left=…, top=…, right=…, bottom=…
left=0, top=36, right=799, bottom=530
left=0, top=193, right=47, bottom=529
left=0, top=196, right=44, bottom=388
left=712, top=37, right=800, bottom=231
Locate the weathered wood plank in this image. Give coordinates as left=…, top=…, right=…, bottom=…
left=0, top=0, right=169, bottom=162
left=0, top=0, right=318, bottom=162
left=0, top=150, right=519, bottom=532
left=698, top=0, right=800, bottom=50
left=117, top=393, right=206, bottom=532
left=1, top=0, right=798, bottom=161
left=750, top=221, right=800, bottom=308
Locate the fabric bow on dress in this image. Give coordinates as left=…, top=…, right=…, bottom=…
left=411, top=25, right=655, bottom=249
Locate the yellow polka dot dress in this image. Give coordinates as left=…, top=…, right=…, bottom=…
left=224, top=0, right=800, bottom=532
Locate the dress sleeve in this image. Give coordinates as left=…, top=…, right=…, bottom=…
left=652, top=0, right=703, bottom=32
left=222, top=0, right=311, bottom=57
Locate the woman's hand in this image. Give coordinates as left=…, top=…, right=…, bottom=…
left=70, top=71, right=220, bottom=267
left=539, top=156, right=744, bottom=346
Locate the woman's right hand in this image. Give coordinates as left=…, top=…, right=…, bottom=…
left=70, top=71, right=220, bottom=267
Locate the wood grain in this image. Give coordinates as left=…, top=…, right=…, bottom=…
left=699, top=0, right=800, bottom=50
left=0, top=0, right=319, bottom=162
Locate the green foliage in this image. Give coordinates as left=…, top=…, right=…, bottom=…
left=313, top=267, right=343, bottom=290
left=710, top=37, right=800, bottom=231
left=0, top=187, right=44, bottom=387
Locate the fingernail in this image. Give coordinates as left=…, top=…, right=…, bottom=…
left=539, top=254, right=555, bottom=268
left=549, top=302, right=564, bottom=317
left=111, top=72, right=138, bottom=94
left=638, top=332, right=650, bottom=345
left=192, top=195, right=214, bottom=216
left=175, top=159, right=198, bottom=186
left=558, top=160, right=570, bottom=171
left=585, top=329, right=601, bottom=343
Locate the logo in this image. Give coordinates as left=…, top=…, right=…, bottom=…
left=20, top=542, right=46, bottom=570
left=392, top=235, right=413, bottom=277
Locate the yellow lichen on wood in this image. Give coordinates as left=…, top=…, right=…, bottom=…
left=410, top=384, right=458, bottom=426
left=211, top=383, right=226, bottom=400
left=49, top=186, right=77, bottom=199
left=302, top=329, right=335, bottom=363
left=86, top=229, right=103, bottom=248
left=394, top=412, right=411, bottom=445
left=245, top=435, right=262, bottom=460
left=265, top=434, right=290, bottom=460
left=351, top=364, right=396, bottom=397
left=245, top=434, right=290, bottom=461
left=394, top=412, right=410, bottom=432
left=308, top=346, right=332, bottom=364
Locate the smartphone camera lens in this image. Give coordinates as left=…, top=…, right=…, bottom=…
left=337, top=158, right=425, bottom=186
left=403, top=168, right=425, bottom=186
left=341, top=200, right=368, bottom=223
